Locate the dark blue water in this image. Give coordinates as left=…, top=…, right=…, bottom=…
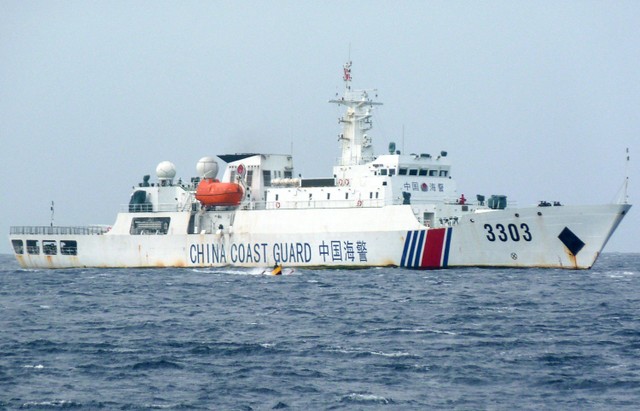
left=1, top=254, right=639, bottom=410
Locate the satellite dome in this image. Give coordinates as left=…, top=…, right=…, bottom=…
left=196, top=156, right=219, bottom=179
left=156, top=161, right=177, bottom=180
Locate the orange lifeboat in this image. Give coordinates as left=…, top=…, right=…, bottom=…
left=195, top=179, right=243, bottom=206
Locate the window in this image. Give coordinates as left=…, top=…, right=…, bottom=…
left=380, top=169, right=387, bottom=176
left=130, top=217, right=171, bottom=235
left=369, top=192, right=373, bottom=199
left=399, top=168, right=408, bottom=176
left=27, top=240, right=39, bottom=255
left=345, top=193, right=349, bottom=200
left=43, top=240, right=57, bottom=255
left=409, top=169, right=418, bottom=176
left=246, top=170, right=253, bottom=186
left=419, top=169, right=428, bottom=176
left=327, top=193, right=330, bottom=200
left=11, top=240, right=23, bottom=254
left=375, top=192, right=379, bottom=199
left=229, top=170, right=236, bottom=183
left=389, top=169, right=396, bottom=176
left=439, top=170, right=448, bottom=177
left=429, top=170, right=438, bottom=176
left=284, top=170, right=292, bottom=179
left=275, top=194, right=279, bottom=201
left=61, top=241, right=78, bottom=255
left=262, top=170, right=271, bottom=186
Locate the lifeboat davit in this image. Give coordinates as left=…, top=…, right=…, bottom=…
left=195, top=179, right=243, bottom=206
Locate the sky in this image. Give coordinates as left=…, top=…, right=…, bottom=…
left=1, top=1, right=638, bottom=254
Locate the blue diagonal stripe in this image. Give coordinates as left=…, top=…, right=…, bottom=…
left=442, top=227, right=452, bottom=267
left=401, top=231, right=413, bottom=267
left=413, top=230, right=426, bottom=268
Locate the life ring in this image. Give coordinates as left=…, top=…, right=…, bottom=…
left=338, top=179, right=343, bottom=186
left=344, top=179, right=350, bottom=186
left=275, top=202, right=280, bottom=209
left=356, top=200, right=362, bottom=207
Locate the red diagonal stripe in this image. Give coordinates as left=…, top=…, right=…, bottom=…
left=421, top=228, right=446, bottom=268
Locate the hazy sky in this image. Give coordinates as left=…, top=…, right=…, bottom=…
left=1, top=1, right=638, bottom=254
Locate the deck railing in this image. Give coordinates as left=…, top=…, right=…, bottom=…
left=10, top=226, right=110, bottom=235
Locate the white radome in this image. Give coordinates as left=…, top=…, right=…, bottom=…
left=196, top=156, right=219, bottom=179
left=156, top=161, right=177, bottom=180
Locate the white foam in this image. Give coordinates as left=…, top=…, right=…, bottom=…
left=370, top=351, right=412, bottom=358
left=343, top=393, right=392, bottom=403
left=397, top=328, right=456, bottom=335
left=22, top=401, right=73, bottom=407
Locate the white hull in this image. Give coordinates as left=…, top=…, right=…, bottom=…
left=10, top=203, right=630, bottom=270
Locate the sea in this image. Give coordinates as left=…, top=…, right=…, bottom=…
left=1, top=253, right=639, bottom=410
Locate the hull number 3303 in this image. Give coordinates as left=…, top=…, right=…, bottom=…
left=484, top=223, right=532, bottom=242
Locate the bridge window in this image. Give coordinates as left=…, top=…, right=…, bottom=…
left=11, top=240, right=23, bottom=254
left=399, top=168, right=408, bottom=176
left=439, top=170, right=448, bottom=177
left=389, top=169, right=396, bottom=176
left=409, top=169, right=418, bottom=176
left=43, top=240, right=57, bottom=255
left=130, top=217, right=171, bottom=235
left=26, top=240, right=39, bottom=255
left=429, top=170, right=438, bottom=176
left=61, top=240, right=78, bottom=255
left=419, top=169, right=428, bottom=176
left=380, top=169, right=387, bottom=176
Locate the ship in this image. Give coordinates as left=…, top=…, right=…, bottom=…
left=8, top=62, right=631, bottom=270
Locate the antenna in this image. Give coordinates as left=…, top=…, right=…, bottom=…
left=616, top=147, right=631, bottom=204
left=50, top=200, right=54, bottom=227
left=623, top=147, right=630, bottom=204
left=290, top=132, right=294, bottom=158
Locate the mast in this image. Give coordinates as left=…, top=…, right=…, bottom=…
left=623, top=147, right=630, bottom=204
left=616, top=147, right=631, bottom=205
left=329, top=61, right=382, bottom=166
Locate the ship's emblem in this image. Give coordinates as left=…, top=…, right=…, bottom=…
left=558, top=227, right=585, bottom=256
